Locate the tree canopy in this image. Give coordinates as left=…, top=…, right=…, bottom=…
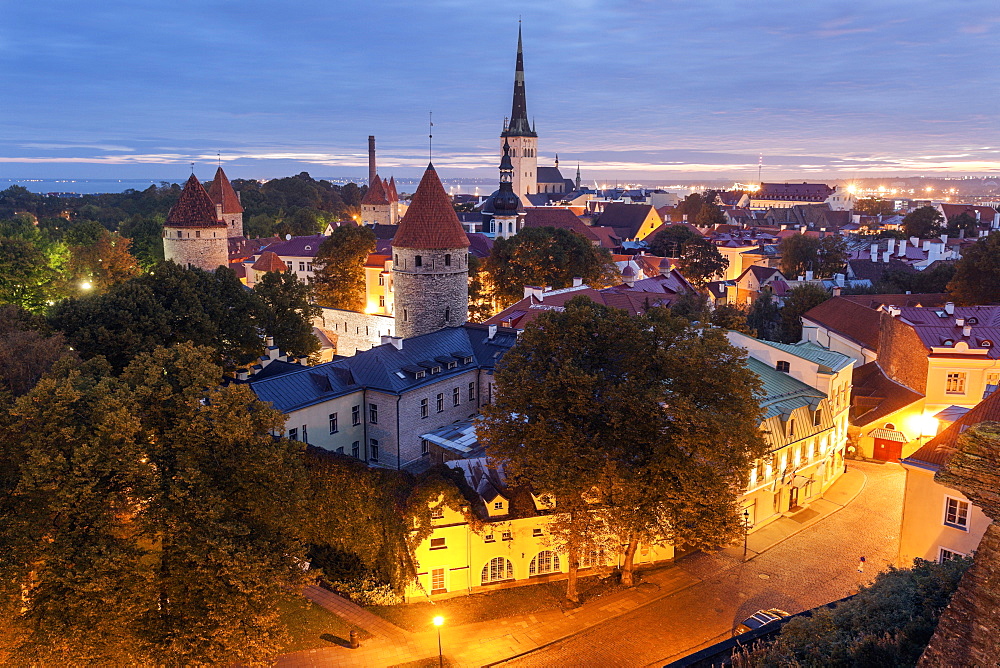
left=778, top=234, right=848, bottom=279
left=780, top=283, right=831, bottom=343
left=947, top=231, right=1000, bottom=305
left=648, top=224, right=699, bottom=258
left=311, top=224, right=377, bottom=311
left=903, top=206, right=945, bottom=239
left=676, top=237, right=728, bottom=286
left=485, top=227, right=619, bottom=308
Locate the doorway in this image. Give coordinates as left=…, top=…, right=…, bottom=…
left=788, top=486, right=799, bottom=511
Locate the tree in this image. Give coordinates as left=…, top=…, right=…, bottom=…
left=780, top=283, right=831, bottom=342
left=946, top=211, right=978, bottom=238
left=855, top=198, right=895, bottom=216
left=119, top=214, right=165, bottom=268
left=648, top=224, right=699, bottom=258
left=903, top=206, right=945, bottom=239
left=710, top=303, right=752, bottom=334
left=779, top=233, right=819, bottom=278
left=747, top=292, right=783, bottom=342
left=947, top=231, right=1000, bottom=305
left=676, top=192, right=705, bottom=219
left=467, top=254, right=493, bottom=323
left=480, top=299, right=767, bottom=595
left=485, top=227, right=619, bottom=309
left=0, top=236, right=57, bottom=313
left=254, top=271, right=321, bottom=358
left=0, top=305, right=75, bottom=397
left=816, top=235, right=849, bottom=278
left=695, top=194, right=727, bottom=227
left=312, top=224, right=376, bottom=311
left=65, top=224, right=142, bottom=293
left=676, top=237, right=728, bottom=286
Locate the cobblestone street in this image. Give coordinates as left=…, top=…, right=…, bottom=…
left=499, top=461, right=905, bottom=667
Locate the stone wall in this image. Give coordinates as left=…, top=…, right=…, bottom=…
left=314, top=308, right=395, bottom=357
left=878, top=310, right=929, bottom=394
left=163, top=227, right=229, bottom=271
left=393, top=246, right=469, bottom=339
left=222, top=211, right=243, bottom=238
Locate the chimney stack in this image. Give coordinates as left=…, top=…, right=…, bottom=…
left=368, top=135, right=376, bottom=186
left=898, top=239, right=907, bottom=257
left=945, top=302, right=955, bottom=315
left=380, top=335, right=403, bottom=350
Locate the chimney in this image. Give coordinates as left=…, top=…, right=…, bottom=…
left=975, top=209, right=981, bottom=221
left=882, top=251, right=891, bottom=263
left=523, top=285, right=544, bottom=301
left=897, top=239, right=907, bottom=256
left=832, top=286, right=842, bottom=297
left=215, top=203, right=223, bottom=220
left=940, top=233, right=949, bottom=243
left=368, top=136, right=377, bottom=186
left=265, top=336, right=274, bottom=348
left=909, top=236, right=919, bottom=247
left=835, top=273, right=845, bottom=286
left=964, top=325, right=972, bottom=338
left=572, top=276, right=583, bottom=287
left=380, top=335, right=403, bottom=350
left=236, top=369, right=249, bottom=381
left=488, top=324, right=498, bottom=340
left=922, top=239, right=931, bottom=251
left=887, top=238, right=896, bottom=254
left=805, top=270, right=814, bottom=281
left=956, top=318, right=965, bottom=327
left=945, top=302, right=955, bottom=315
left=870, top=243, right=878, bottom=262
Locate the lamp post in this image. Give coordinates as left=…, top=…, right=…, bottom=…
left=742, top=509, right=751, bottom=562
left=433, top=615, right=444, bottom=667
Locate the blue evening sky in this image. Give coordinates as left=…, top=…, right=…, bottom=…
left=2, top=1, right=999, bottom=183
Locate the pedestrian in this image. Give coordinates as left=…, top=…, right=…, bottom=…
left=858, top=556, right=866, bottom=573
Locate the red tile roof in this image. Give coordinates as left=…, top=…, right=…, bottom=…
left=392, top=164, right=469, bottom=250
left=851, top=361, right=924, bottom=427
left=484, top=285, right=672, bottom=329
left=523, top=207, right=601, bottom=243
left=165, top=174, right=225, bottom=228
left=361, top=174, right=390, bottom=205
left=387, top=176, right=399, bottom=203
left=207, top=166, right=243, bottom=214
left=802, top=296, right=884, bottom=351
left=907, top=390, right=1000, bottom=468
left=251, top=251, right=288, bottom=273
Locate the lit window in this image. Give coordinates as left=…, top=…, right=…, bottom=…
left=430, top=507, right=444, bottom=519
left=944, top=497, right=969, bottom=530
left=482, top=556, right=513, bottom=583
left=946, top=372, right=966, bottom=394
left=529, top=550, right=560, bottom=576
left=431, top=568, right=446, bottom=593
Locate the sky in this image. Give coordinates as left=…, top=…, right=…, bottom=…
left=2, top=0, right=1000, bottom=184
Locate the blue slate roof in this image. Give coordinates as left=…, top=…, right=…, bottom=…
left=249, top=324, right=518, bottom=412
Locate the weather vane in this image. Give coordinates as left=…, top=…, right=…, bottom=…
left=429, top=111, right=434, bottom=162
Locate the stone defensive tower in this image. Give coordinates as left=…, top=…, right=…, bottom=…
left=162, top=174, right=229, bottom=271
left=391, top=164, right=470, bottom=339
left=501, top=25, right=537, bottom=196
left=207, top=166, right=244, bottom=238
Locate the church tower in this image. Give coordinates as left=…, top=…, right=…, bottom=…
left=501, top=25, right=537, bottom=196
left=163, top=174, right=229, bottom=271
left=207, top=166, right=244, bottom=238
left=487, top=140, right=521, bottom=239
left=391, top=164, right=470, bottom=339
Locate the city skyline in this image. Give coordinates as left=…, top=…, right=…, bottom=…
left=3, top=1, right=999, bottom=182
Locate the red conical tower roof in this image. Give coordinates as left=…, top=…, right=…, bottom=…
left=361, top=173, right=390, bottom=205
left=387, top=176, right=399, bottom=203
left=251, top=250, right=289, bottom=273
left=208, top=166, right=243, bottom=214
left=166, top=174, right=225, bottom=228
left=392, top=164, right=470, bottom=249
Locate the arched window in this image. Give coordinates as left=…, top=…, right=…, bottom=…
left=529, top=550, right=560, bottom=576
left=482, top=557, right=513, bottom=584
left=444, top=253, right=451, bottom=266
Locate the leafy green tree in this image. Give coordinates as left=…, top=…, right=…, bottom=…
left=695, top=195, right=727, bottom=227
left=946, top=211, right=979, bottom=238
left=246, top=212, right=278, bottom=239
left=480, top=299, right=767, bottom=596
left=676, top=192, right=705, bottom=219
left=816, top=235, right=849, bottom=277
left=0, top=305, right=75, bottom=397
left=780, top=283, right=831, bottom=342
left=486, top=227, right=619, bottom=309
left=119, top=214, right=165, bottom=268
left=254, top=271, right=321, bottom=358
left=648, top=224, right=699, bottom=258
left=65, top=225, right=142, bottom=293
left=312, top=224, right=377, bottom=311
left=467, top=254, right=493, bottom=322
left=903, top=206, right=945, bottom=239
left=947, top=231, right=1000, bottom=305
left=669, top=289, right=710, bottom=322
left=855, top=198, right=895, bottom=216
left=710, top=303, right=752, bottom=334
left=779, top=233, right=819, bottom=278
left=747, top=292, right=783, bottom=342
left=677, top=237, right=728, bottom=286
left=0, top=237, right=57, bottom=312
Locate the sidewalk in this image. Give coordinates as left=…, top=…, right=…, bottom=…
left=277, top=466, right=868, bottom=667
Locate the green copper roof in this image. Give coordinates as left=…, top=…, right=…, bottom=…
left=747, top=357, right=825, bottom=420
left=754, top=339, right=853, bottom=374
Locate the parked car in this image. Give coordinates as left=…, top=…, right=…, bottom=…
left=733, top=608, right=790, bottom=636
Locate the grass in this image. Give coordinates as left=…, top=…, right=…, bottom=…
left=367, top=573, right=626, bottom=632
left=278, top=594, right=370, bottom=653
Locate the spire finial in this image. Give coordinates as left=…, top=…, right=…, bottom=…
left=218, top=152, right=221, bottom=168
left=190, top=162, right=195, bottom=175
left=428, top=111, right=434, bottom=163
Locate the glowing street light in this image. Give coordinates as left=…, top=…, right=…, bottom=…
left=79, top=280, right=92, bottom=291
left=433, top=616, right=445, bottom=667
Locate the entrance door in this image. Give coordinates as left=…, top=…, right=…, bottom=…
left=788, top=486, right=799, bottom=510
left=873, top=438, right=903, bottom=462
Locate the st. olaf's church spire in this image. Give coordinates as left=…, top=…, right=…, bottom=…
left=501, top=24, right=538, bottom=195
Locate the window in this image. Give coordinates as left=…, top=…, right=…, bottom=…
left=484, top=533, right=495, bottom=543
left=329, top=413, right=338, bottom=434
left=379, top=273, right=385, bottom=286
left=788, top=419, right=796, bottom=439
left=939, top=547, right=966, bottom=563
left=445, top=307, right=450, bottom=321
left=403, top=308, right=407, bottom=322
left=447, top=361, right=456, bottom=370
left=415, top=255, right=422, bottom=267
left=430, top=507, right=444, bottom=519
left=482, top=557, right=513, bottom=584
left=444, top=253, right=451, bottom=266
left=987, top=372, right=1000, bottom=387
left=288, top=428, right=298, bottom=441
left=944, top=497, right=969, bottom=530
left=453, top=387, right=461, bottom=406
left=352, top=441, right=360, bottom=458
left=302, top=425, right=308, bottom=443
left=532, top=528, right=543, bottom=537
left=420, top=399, right=428, bottom=418
left=430, top=537, right=446, bottom=550
left=195, top=230, right=201, bottom=238
left=776, top=360, right=790, bottom=373
left=285, top=261, right=292, bottom=270
left=307, top=262, right=313, bottom=271
left=501, top=530, right=512, bottom=541
left=494, top=501, right=504, bottom=510
left=946, top=372, right=966, bottom=394
left=379, top=295, right=385, bottom=307
left=370, top=439, right=379, bottom=462
left=580, top=549, right=604, bottom=569
left=352, top=405, right=361, bottom=426
left=468, top=382, right=476, bottom=402
left=813, top=409, right=823, bottom=426
left=369, top=403, right=378, bottom=424
left=298, top=262, right=305, bottom=271
left=177, top=230, right=182, bottom=238
left=431, top=568, right=446, bottom=593
left=529, top=550, right=560, bottom=576
left=436, top=393, right=444, bottom=412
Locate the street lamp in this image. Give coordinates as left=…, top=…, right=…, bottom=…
left=742, top=509, right=751, bottom=562
left=433, top=615, right=444, bottom=667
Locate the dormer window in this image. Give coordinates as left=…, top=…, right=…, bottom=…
left=463, top=356, right=473, bottom=364
left=447, top=361, right=457, bottom=369
left=776, top=360, right=791, bottom=373
left=431, top=366, right=441, bottom=374
left=431, top=507, right=444, bottom=519
left=968, top=317, right=979, bottom=325
left=982, top=340, right=993, bottom=348
left=415, top=371, right=426, bottom=379
left=943, top=339, right=954, bottom=346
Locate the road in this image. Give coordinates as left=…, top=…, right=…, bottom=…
left=501, top=461, right=905, bottom=667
